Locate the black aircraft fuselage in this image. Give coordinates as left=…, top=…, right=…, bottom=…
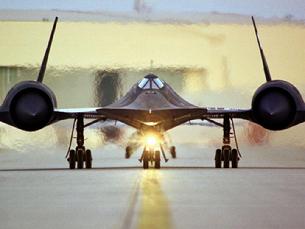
left=98, top=74, right=206, bottom=132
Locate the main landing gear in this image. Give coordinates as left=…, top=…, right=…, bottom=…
left=215, top=146, right=239, bottom=168
left=214, top=115, right=240, bottom=168
left=67, top=116, right=92, bottom=169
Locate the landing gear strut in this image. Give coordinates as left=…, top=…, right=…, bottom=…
left=214, top=115, right=240, bottom=168
left=67, top=116, right=92, bottom=169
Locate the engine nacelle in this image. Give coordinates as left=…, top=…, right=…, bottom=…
left=251, top=80, right=304, bottom=130
left=2, top=81, right=57, bottom=131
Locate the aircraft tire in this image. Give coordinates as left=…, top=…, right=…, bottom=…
left=215, top=149, right=222, bottom=168
left=231, top=149, right=238, bottom=168
left=223, top=149, right=230, bottom=168
left=143, top=160, right=149, bottom=169
left=77, top=148, right=84, bottom=169
left=85, top=149, right=92, bottom=169
left=155, top=151, right=161, bottom=169
left=143, top=151, right=149, bottom=169
left=69, top=150, right=76, bottom=169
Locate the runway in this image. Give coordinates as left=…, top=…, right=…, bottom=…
left=1, top=146, right=305, bottom=229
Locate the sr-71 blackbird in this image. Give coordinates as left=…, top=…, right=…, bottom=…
left=1, top=17, right=304, bottom=169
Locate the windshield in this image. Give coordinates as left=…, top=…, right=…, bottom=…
left=138, top=75, right=164, bottom=89
left=138, top=78, right=149, bottom=88
left=153, top=78, right=164, bottom=88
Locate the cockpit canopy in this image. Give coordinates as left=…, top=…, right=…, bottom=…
left=138, top=74, right=164, bottom=90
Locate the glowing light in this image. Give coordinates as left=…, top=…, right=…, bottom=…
left=146, top=135, right=157, bottom=146
left=143, top=122, right=158, bottom=126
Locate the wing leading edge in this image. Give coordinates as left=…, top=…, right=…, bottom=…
left=53, top=106, right=252, bottom=131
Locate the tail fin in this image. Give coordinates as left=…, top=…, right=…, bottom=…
left=37, top=17, right=58, bottom=83
left=252, top=16, right=272, bottom=82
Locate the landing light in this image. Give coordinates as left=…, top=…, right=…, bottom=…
left=146, top=135, right=157, bottom=146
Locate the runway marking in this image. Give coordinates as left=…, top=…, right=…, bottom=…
left=137, top=170, right=172, bottom=229
left=120, top=173, right=141, bottom=229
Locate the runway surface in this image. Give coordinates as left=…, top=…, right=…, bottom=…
left=1, top=146, right=305, bottom=229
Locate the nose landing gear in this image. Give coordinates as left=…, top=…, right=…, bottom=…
left=138, top=144, right=168, bottom=169
left=139, top=149, right=161, bottom=169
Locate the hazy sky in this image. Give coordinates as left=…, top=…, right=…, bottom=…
left=0, top=0, right=304, bottom=20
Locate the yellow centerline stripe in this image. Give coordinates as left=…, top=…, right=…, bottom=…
left=137, top=170, right=172, bottom=229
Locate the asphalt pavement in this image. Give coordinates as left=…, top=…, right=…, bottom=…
left=1, top=144, right=305, bottom=229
